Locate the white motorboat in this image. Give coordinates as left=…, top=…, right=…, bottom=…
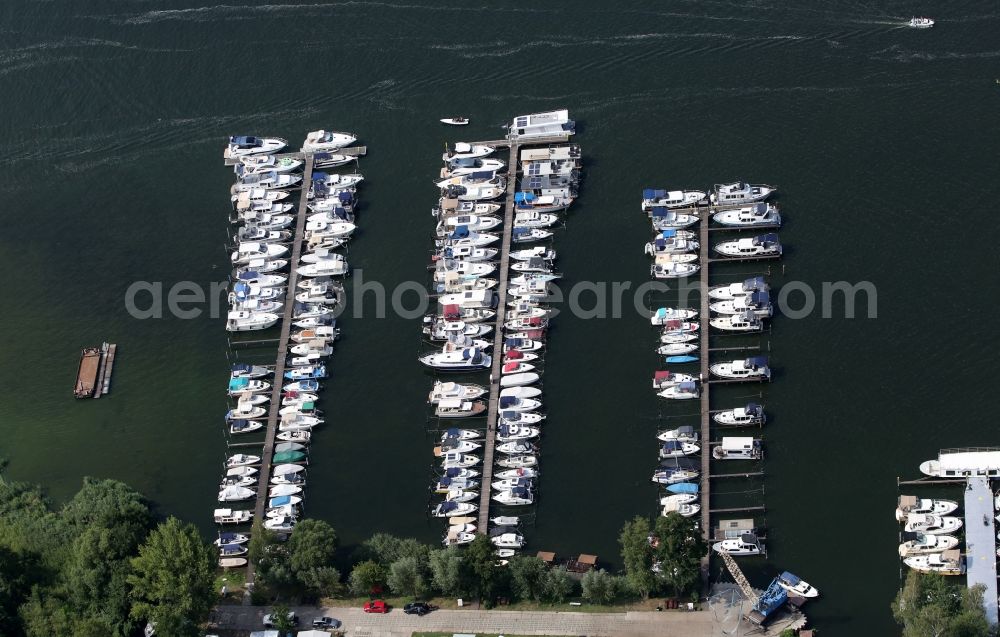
left=711, top=182, right=776, bottom=206
left=651, top=468, right=699, bottom=484
left=709, top=276, right=769, bottom=301
left=433, top=259, right=495, bottom=281
left=653, top=371, right=698, bottom=389
left=263, top=516, right=296, bottom=532
left=904, top=513, right=963, bottom=535
left=278, top=414, right=323, bottom=431
left=229, top=419, right=264, bottom=435
left=514, top=191, right=574, bottom=213
left=432, top=501, right=478, bottom=517
left=231, top=187, right=290, bottom=205
left=440, top=117, right=470, bottom=126
left=302, top=129, right=357, bottom=152
left=908, top=17, right=934, bottom=28
left=231, top=242, right=288, bottom=264
left=656, top=425, right=698, bottom=442
left=495, top=469, right=537, bottom=482
left=440, top=452, right=481, bottom=469
left=503, top=337, right=543, bottom=353
left=497, top=440, right=536, bottom=455
left=229, top=298, right=283, bottom=315
left=660, top=332, right=698, bottom=344
left=441, top=428, right=482, bottom=442
left=235, top=270, right=287, bottom=288
left=438, top=230, right=500, bottom=250
left=313, top=152, right=355, bottom=168
left=232, top=171, right=301, bottom=193
left=491, top=532, right=526, bottom=548
left=443, top=488, right=479, bottom=503
left=234, top=258, right=287, bottom=275
left=227, top=403, right=266, bottom=419
left=511, top=227, right=554, bottom=243
left=276, top=430, right=311, bottom=443
left=493, top=488, right=534, bottom=506
left=235, top=226, right=292, bottom=244
left=496, top=424, right=540, bottom=442
left=898, top=532, right=959, bottom=557
left=658, top=381, right=700, bottom=400
left=657, top=343, right=698, bottom=356
left=514, top=211, right=559, bottom=228
left=645, top=233, right=699, bottom=255
left=435, top=398, right=487, bottom=419
left=214, top=508, right=252, bottom=524
left=298, top=258, right=349, bottom=278
left=659, top=440, right=700, bottom=458
left=650, top=208, right=699, bottom=230
left=497, top=395, right=541, bottom=412
left=435, top=475, right=479, bottom=493
left=651, top=262, right=699, bottom=279
left=499, top=372, right=539, bottom=388
left=660, top=493, right=698, bottom=507
left=436, top=170, right=503, bottom=189
left=443, top=180, right=506, bottom=201
left=220, top=475, right=255, bottom=489
left=714, top=234, right=782, bottom=258
left=289, top=342, right=333, bottom=358
left=895, top=496, right=960, bottom=522
left=218, top=485, right=255, bottom=502
left=777, top=572, right=819, bottom=598
left=226, top=310, right=279, bottom=332
left=709, top=311, right=764, bottom=333
left=500, top=411, right=544, bottom=426
left=240, top=211, right=294, bottom=231
left=712, top=533, right=762, bottom=556
left=305, top=218, right=356, bottom=238
left=661, top=501, right=700, bottom=518
left=641, top=188, right=706, bottom=210
left=439, top=246, right=498, bottom=263
left=429, top=381, right=488, bottom=403
left=268, top=483, right=303, bottom=498
left=710, top=357, right=771, bottom=381
left=495, top=455, right=537, bottom=469
left=437, top=214, right=502, bottom=235
left=442, top=142, right=495, bottom=162
left=709, top=291, right=773, bottom=317
left=653, top=253, right=698, bottom=266
left=499, top=386, right=542, bottom=400
left=510, top=246, right=556, bottom=262
left=650, top=307, right=697, bottom=325
left=419, top=347, right=491, bottom=371
left=226, top=135, right=287, bottom=158
left=238, top=155, right=303, bottom=174
left=904, top=552, right=964, bottom=575
left=507, top=279, right=554, bottom=302
left=713, top=403, right=766, bottom=427
left=312, top=172, right=363, bottom=190
left=712, top=203, right=781, bottom=228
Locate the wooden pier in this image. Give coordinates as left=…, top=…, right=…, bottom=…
left=245, top=151, right=315, bottom=584
left=477, top=139, right=518, bottom=532
left=697, top=202, right=712, bottom=582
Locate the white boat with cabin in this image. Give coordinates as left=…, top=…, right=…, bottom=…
left=711, top=182, right=776, bottom=206
left=302, top=130, right=357, bottom=152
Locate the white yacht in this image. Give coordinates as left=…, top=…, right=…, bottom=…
left=445, top=157, right=505, bottom=177
left=492, top=488, right=534, bottom=506
left=712, top=533, right=762, bottom=557
left=657, top=343, right=698, bottom=356
left=710, top=357, right=771, bottom=381
left=226, top=135, right=287, bottom=157
left=231, top=188, right=289, bottom=205
left=709, top=276, right=769, bottom=301
left=500, top=386, right=542, bottom=400
left=238, top=155, right=303, bottom=174
left=895, top=496, right=960, bottom=522
left=641, top=188, right=706, bottom=210
left=495, top=470, right=537, bottom=482
left=656, top=425, right=698, bottom=442
left=419, top=347, right=491, bottom=371
left=305, top=218, right=356, bottom=237
left=908, top=17, right=934, bottom=28
left=711, top=182, right=776, bottom=206
left=650, top=208, right=699, bottom=230
left=434, top=399, right=487, bottom=419
left=438, top=230, right=500, bottom=249
left=661, top=500, right=701, bottom=518
left=496, top=424, right=540, bottom=442
left=650, top=307, right=698, bottom=325
left=645, top=236, right=699, bottom=256
left=442, top=142, right=495, bottom=162
left=495, top=454, right=537, bottom=469
left=712, top=203, right=781, bottom=228
left=509, top=109, right=575, bottom=141
left=231, top=242, right=289, bottom=264
left=653, top=371, right=699, bottom=389
left=314, top=152, right=354, bottom=168
left=440, top=452, right=481, bottom=469
left=898, top=532, right=959, bottom=557
left=920, top=449, right=1000, bottom=478
left=659, top=440, right=700, bottom=458
left=214, top=508, right=252, bottom=524
left=904, top=551, right=964, bottom=575
left=302, top=130, right=357, bottom=152
left=297, top=257, right=349, bottom=277
left=491, top=532, right=527, bottom=548
left=658, top=381, right=700, bottom=400
left=499, top=411, right=544, bottom=426
left=709, top=311, right=764, bottom=333
left=429, top=381, right=488, bottom=403
left=232, top=171, right=301, bottom=193
left=226, top=310, right=279, bottom=332
left=218, top=485, right=255, bottom=502
left=651, top=468, right=699, bottom=485
left=713, top=403, right=766, bottom=427
left=714, top=234, right=782, bottom=258
left=437, top=214, right=502, bottom=235
left=904, top=513, right=963, bottom=535
left=431, top=501, right=478, bottom=517
left=443, top=180, right=505, bottom=201
left=709, top=291, right=773, bottom=317
left=777, top=572, right=819, bottom=598
left=511, top=227, right=554, bottom=243
left=513, top=211, right=559, bottom=228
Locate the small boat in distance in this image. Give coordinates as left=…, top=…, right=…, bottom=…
left=441, top=117, right=470, bottom=126
left=909, top=17, right=934, bottom=28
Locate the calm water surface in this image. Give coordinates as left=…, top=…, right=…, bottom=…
left=1, top=1, right=999, bottom=634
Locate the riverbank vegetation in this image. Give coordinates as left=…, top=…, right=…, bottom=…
left=892, top=571, right=989, bottom=637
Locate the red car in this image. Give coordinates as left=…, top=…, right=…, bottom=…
left=363, top=600, right=388, bottom=614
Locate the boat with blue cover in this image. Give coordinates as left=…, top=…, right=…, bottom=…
left=665, top=355, right=698, bottom=364
left=228, top=377, right=270, bottom=394
left=283, top=365, right=327, bottom=380
left=230, top=363, right=271, bottom=380
left=777, top=571, right=819, bottom=598
left=666, top=482, right=699, bottom=495
left=229, top=419, right=264, bottom=435
left=749, top=578, right=787, bottom=625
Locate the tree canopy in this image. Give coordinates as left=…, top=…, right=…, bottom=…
left=892, top=571, right=990, bottom=637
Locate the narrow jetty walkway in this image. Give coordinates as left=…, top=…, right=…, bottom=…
left=246, top=152, right=315, bottom=581
left=477, top=139, right=519, bottom=531
left=964, top=477, right=998, bottom=624
left=697, top=208, right=711, bottom=580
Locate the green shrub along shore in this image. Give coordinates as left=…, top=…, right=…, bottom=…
left=0, top=475, right=707, bottom=636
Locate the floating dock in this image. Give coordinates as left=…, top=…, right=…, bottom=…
left=964, top=477, right=998, bottom=624
left=74, top=342, right=116, bottom=399
left=697, top=209, right=712, bottom=581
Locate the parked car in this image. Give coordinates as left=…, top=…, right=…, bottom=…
left=263, top=610, right=298, bottom=627
left=312, top=616, right=342, bottom=629
left=363, top=600, right=388, bottom=614
left=403, top=602, right=435, bottom=616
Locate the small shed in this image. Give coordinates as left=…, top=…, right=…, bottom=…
left=536, top=551, right=556, bottom=564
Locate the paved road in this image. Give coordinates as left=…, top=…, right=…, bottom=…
left=213, top=605, right=715, bottom=637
